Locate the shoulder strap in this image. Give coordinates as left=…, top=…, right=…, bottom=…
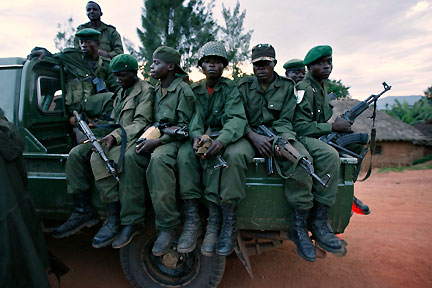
left=358, top=99, right=378, bottom=182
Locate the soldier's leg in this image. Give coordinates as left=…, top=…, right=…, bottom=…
left=217, top=138, right=255, bottom=256
left=52, top=143, right=98, bottom=238
left=147, top=141, right=182, bottom=256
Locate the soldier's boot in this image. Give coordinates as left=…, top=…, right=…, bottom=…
left=216, top=203, right=237, bottom=256
left=92, top=201, right=121, bottom=248
left=310, top=202, right=342, bottom=253
left=52, top=192, right=99, bottom=239
left=287, top=208, right=316, bottom=262
left=352, top=196, right=370, bottom=215
left=201, top=202, right=221, bottom=256
left=177, top=199, right=202, bottom=253
left=112, top=224, right=144, bottom=249
left=152, top=230, right=175, bottom=256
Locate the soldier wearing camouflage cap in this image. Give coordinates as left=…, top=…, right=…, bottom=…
left=177, top=41, right=253, bottom=256
left=283, top=59, right=305, bottom=83
left=74, top=1, right=124, bottom=59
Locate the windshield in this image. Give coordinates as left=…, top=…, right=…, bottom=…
left=0, top=67, right=22, bottom=121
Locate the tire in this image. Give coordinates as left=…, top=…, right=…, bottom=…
left=120, top=224, right=226, bottom=288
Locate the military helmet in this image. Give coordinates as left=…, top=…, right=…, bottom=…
left=198, top=41, right=228, bottom=67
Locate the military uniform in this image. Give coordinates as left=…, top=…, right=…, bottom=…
left=178, top=77, right=253, bottom=205
left=123, top=76, right=195, bottom=232
left=74, top=22, right=124, bottom=58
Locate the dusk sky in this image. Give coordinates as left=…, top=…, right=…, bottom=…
left=1, top=0, right=431, bottom=99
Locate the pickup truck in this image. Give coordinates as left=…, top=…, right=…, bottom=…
left=0, top=56, right=356, bottom=288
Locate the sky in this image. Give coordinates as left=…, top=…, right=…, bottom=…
left=1, top=0, right=431, bottom=99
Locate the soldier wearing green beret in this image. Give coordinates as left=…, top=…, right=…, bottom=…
left=74, top=1, right=124, bottom=59
left=239, top=44, right=342, bottom=262
left=123, top=46, right=195, bottom=256
left=283, top=59, right=306, bottom=83
left=176, top=41, right=253, bottom=256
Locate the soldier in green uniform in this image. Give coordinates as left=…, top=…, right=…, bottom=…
left=294, top=45, right=370, bottom=216
left=124, top=46, right=195, bottom=256
left=283, top=59, right=306, bottom=83
left=239, top=44, right=341, bottom=262
left=177, top=41, right=254, bottom=256
left=51, top=54, right=153, bottom=249
left=74, top=1, right=124, bottom=59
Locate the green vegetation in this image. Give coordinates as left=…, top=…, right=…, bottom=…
left=327, top=79, right=350, bottom=99
left=412, top=154, right=432, bottom=165
left=384, top=97, right=432, bottom=124
left=54, top=17, right=76, bottom=51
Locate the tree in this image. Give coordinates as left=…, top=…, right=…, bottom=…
left=327, top=79, right=350, bottom=99
left=384, top=98, right=432, bottom=124
left=54, top=17, right=76, bottom=51
left=424, top=85, right=432, bottom=104
left=136, top=0, right=218, bottom=78
left=219, top=1, right=253, bottom=81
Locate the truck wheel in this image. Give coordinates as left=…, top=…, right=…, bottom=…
left=119, top=225, right=225, bottom=288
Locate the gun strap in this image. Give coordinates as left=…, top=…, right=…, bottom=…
left=272, top=136, right=299, bottom=180
left=359, top=99, right=377, bottom=182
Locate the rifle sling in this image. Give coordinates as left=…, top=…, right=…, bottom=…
left=358, top=99, right=377, bottom=182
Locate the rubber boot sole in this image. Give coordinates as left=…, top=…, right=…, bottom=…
left=314, top=239, right=343, bottom=254
left=52, top=218, right=99, bottom=239
left=112, top=229, right=143, bottom=249
left=92, top=233, right=118, bottom=249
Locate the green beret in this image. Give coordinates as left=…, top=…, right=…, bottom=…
left=75, top=28, right=101, bottom=41
left=304, top=45, right=332, bottom=65
left=252, top=44, right=276, bottom=63
left=283, top=59, right=305, bottom=70
left=110, top=54, right=138, bottom=72
left=153, top=46, right=186, bottom=75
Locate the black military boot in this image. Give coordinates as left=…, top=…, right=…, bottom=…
left=152, top=230, right=175, bottom=256
left=310, top=202, right=342, bottom=253
left=52, top=192, right=99, bottom=239
left=287, top=208, right=316, bottom=262
left=352, top=196, right=370, bottom=215
left=177, top=199, right=202, bottom=253
left=92, top=201, right=120, bottom=248
left=201, top=202, right=221, bottom=256
left=112, top=224, right=144, bottom=249
left=216, top=203, right=237, bottom=256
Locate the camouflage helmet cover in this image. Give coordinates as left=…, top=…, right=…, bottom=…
left=198, top=41, right=229, bottom=67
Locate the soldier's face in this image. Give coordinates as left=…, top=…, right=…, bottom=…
left=79, top=39, right=99, bottom=57
left=201, top=56, right=224, bottom=80
left=309, top=56, right=333, bottom=81
left=114, top=71, right=137, bottom=89
left=285, top=69, right=306, bottom=83
left=253, top=60, right=275, bottom=82
left=86, top=3, right=102, bottom=21
left=150, top=59, right=173, bottom=80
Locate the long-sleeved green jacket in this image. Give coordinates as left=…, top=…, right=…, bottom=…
left=293, top=72, right=333, bottom=138
left=238, top=73, right=297, bottom=140
left=154, top=77, right=195, bottom=144
left=189, top=77, right=247, bottom=147
left=74, top=21, right=124, bottom=58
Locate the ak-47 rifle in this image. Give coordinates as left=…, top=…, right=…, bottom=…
left=136, top=122, right=189, bottom=145
left=254, top=125, right=331, bottom=187
left=195, top=129, right=228, bottom=170
left=73, top=111, right=120, bottom=183
left=319, top=82, right=391, bottom=159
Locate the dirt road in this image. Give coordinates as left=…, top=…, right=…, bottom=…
left=46, top=169, right=432, bottom=288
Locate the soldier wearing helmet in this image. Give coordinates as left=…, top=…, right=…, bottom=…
left=176, top=41, right=254, bottom=256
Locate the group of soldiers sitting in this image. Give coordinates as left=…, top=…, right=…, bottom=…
left=29, top=1, right=370, bottom=263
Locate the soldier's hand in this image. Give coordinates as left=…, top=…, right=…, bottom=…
left=27, top=50, right=46, bottom=61
left=192, top=136, right=202, bottom=153
left=69, top=116, right=77, bottom=126
left=136, top=138, right=162, bottom=154
left=332, top=117, right=352, bottom=133
left=98, top=49, right=111, bottom=58
left=247, top=131, right=272, bottom=158
left=101, top=135, right=117, bottom=150
left=203, top=139, right=224, bottom=159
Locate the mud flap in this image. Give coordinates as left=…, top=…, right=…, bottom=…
left=234, top=232, right=254, bottom=279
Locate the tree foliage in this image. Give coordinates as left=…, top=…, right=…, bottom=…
left=424, top=85, right=432, bottom=104
left=327, top=79, right=350, bottom=99
left=219, top=1, right=253, bottom=81
left=384, top=98, right=432, bottom=124
left=136, top=0, right=218, bottom=78
left=54, top=17, right=76, bottom=51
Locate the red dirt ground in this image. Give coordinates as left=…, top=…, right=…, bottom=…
left=46, top=169, right=432, bottom=288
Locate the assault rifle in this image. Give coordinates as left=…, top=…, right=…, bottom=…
left=319, top=82, right=391, bottom=159
left=73, top=111, right=120, bottom=183
left=255, top=125, right=331, bottom=187
left=195, top=129, right=228, bottom=170
left=136, top=122, right=189, bottom=145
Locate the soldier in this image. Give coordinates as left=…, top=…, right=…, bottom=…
left=51, top=54, right=153, bottom=249
left=29, top=28, right=119, bottom=123
left=239, top=44, right=342, bottom=262
left=283, top=59, right=306, bottom=83
left=74, top=1, right=124, bottom=59
left=177, top=41, right=254, bottom=256
left=124, top=46, right=195, bottom=256
left=293, top=45, right=370, bottom=217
